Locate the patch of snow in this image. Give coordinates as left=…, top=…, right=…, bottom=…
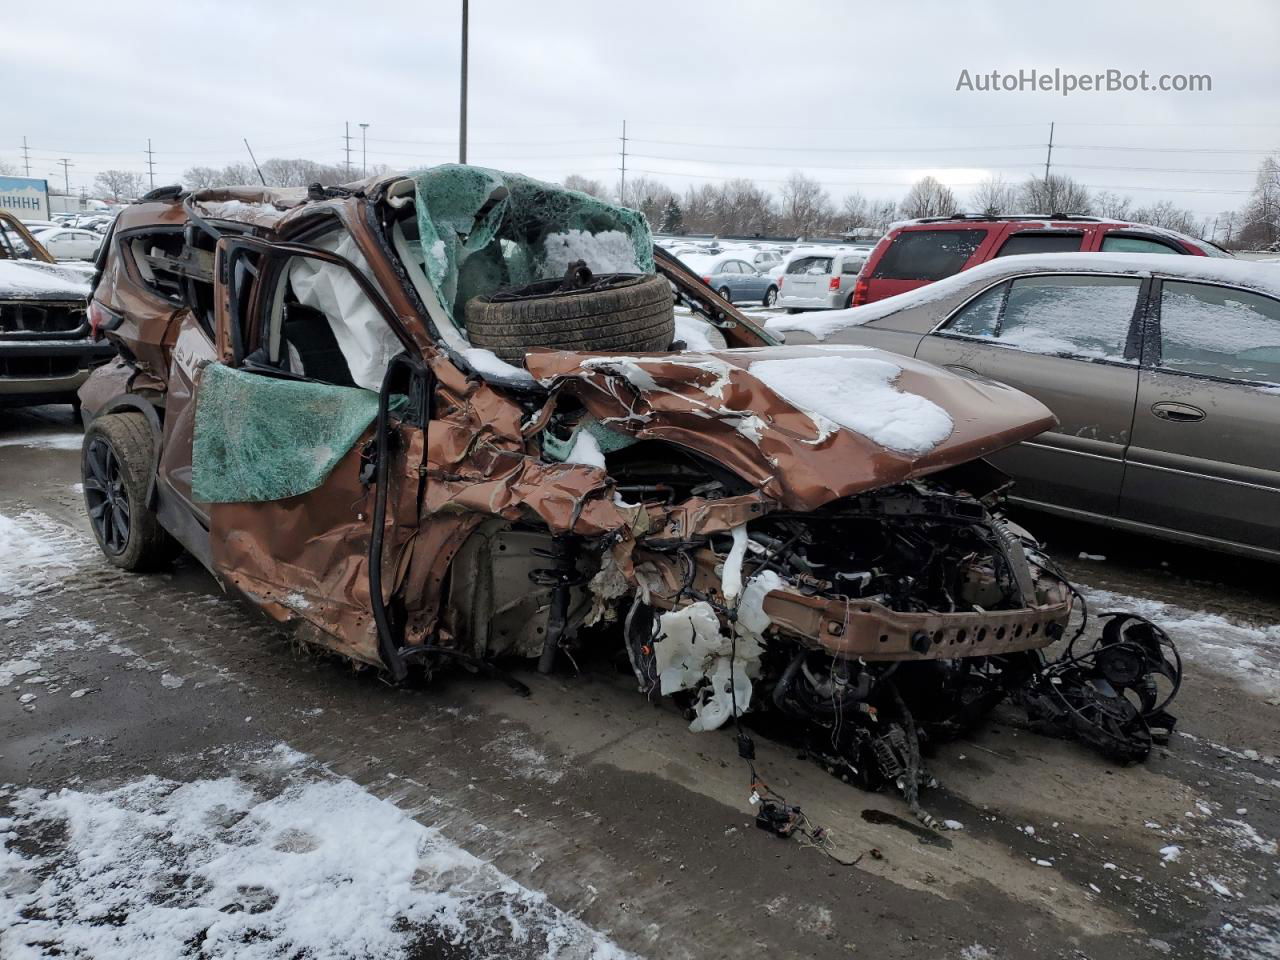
left=1160, top=844, right=1182, bottom=863
left=461, top=347, right=536, bottom=383
left=1078, top=552, right=1106, bottom=561
left=0, top=259, right=91, bottom=298
left=748, top=354, right=953, bottom=454
left=159, top=673, right=185, bottom=689
left=0, top=750, right=629, bottom=960
left=0, top=432, right=83, bottom=451
left=674, top=314, right=720, bottom=352
left=563, top=429, right=606, bottom=470
left=0, top=510, right=94, bottom=597
left=942, top=819, right=965, bottom=831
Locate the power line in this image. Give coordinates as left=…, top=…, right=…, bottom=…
left=145, top=138, right=156, bottom=190
left=630, top=139, right=1045, bottom=154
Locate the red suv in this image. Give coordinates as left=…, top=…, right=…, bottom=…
left=852, top=214, right=1230, bottom=306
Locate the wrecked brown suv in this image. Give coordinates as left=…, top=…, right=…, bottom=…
left=79, top=167, right=1182, bottom=818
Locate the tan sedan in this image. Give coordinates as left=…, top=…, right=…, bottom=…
left=770, top=252, right=1280, bottom=561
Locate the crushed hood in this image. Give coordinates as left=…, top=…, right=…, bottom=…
left=525, top=344, right=1057, bottom=512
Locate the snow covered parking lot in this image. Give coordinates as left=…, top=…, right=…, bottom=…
left=2, top=404, right=1278, bottom=960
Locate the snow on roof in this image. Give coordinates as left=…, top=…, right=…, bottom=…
left=766, top=252, right=1280, bottom=342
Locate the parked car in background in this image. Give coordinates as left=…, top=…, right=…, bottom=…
left=681, top=252, right=779, bottom=306
left=852, top=215, right=1231, bottom=306
left=0, top=212, right=109, bottom=411
left=776, top=248, right=869, bottom=311
left=33, top=227, right=102, bottom=260
left=20, top=219, right=62, bottom=233
left=770, top=252, right=1280, bottom=561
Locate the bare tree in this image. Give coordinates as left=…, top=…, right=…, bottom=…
left=1214, top=209, right=1240, bottom=248
left=970, top=175, right=1016, bottom=216
left=94, top=169, right=146, bottom=202
left=681, top=183, right=718, bottom=233
left=779, top=171, right=833, bottom=237
left=839, top=193, right=870, bottom=229
left=1018, top=174, right=1093, bottom=215
left=1130, top=200, right=1202, bottom=235
left=714, top=178, right=778, bottom=235
left=899, top=176, right=958, bottom=219
left=1093, top=191, right=1134, bottom=220
left=0, top=158, right=17, bottom=177
left=563, top=174, right=609, bottom=199
left=1239, top=154, right=1280, bottom=249
left=619, top=175, right=675, bottom=227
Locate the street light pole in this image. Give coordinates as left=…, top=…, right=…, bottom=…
left=359, top=123, right=369, bottom=175
left=459, top=0, right=468, bottom=164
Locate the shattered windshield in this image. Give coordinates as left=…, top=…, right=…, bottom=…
left=407, top=164, right=654, bottom=324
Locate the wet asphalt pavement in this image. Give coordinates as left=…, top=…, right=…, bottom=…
left=1, top=403, right=1277, bottom=959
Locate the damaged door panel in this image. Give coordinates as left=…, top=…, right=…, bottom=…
left=78, top=166, right=1186, bottom=831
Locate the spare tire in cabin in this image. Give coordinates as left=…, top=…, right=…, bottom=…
left=464, top=269, right=675, bottom=366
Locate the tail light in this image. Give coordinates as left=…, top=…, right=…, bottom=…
left=87, top=300, right=121, bottom=340
left=87, top=301, right=107, bottom=339
left=827, top=276, right=841, bottom=291
left=702, top=276, right=712, bottom=286
left=777, top=276, right=784, bottom=289
left=850, top=276, right=871, bottom=307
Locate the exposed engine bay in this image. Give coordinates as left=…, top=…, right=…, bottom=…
left=442, top=431, right=1183, bottom=828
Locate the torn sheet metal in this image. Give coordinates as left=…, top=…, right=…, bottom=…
left=524, top=344, right=1057, bottom=513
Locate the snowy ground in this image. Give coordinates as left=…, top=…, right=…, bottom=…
left=1, top=405, right=1277, bottom=960
left=1, top=746, right=627, bottom=960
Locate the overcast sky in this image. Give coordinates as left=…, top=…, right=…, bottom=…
left=3, top=0, right=1277, bottom=218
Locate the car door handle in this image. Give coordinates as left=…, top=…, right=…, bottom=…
left=1151, top=401, right=1205, bottom=423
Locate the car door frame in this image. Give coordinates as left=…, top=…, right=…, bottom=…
left=1118, top=275, right=1280, bottom=557
left=918, top=270, right=1152, bottom=517
left=206, top=229, right=433, bottom=676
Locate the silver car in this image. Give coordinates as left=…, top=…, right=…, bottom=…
left=770, top=252, right=1280, bottom=561
left=777, top=249, right=869, bottom=312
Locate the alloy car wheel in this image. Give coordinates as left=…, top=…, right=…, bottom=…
left=84, top=436, right=130, bottom=555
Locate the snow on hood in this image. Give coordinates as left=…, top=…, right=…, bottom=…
left=749, top=353, right=953, bottom=454
left=766, top=251, right=1280, bottom=342
left=0, top=259, right=91, bottom=299
left=525, top=343, right=1056, bottom=511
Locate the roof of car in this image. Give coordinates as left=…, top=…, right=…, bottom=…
left=766, top=252, right=1280, bottom=342
left=889, top=215, right=1216, bottom=253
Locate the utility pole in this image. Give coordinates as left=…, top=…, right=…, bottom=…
left=57, top=158, right=72, bottom=194
left=619, top=119, right=628, bottom=204
left=145, top=138, right=156, bottom=190
left=21, top=136, right=31, bottom=177
left=1044, top=121, right=1055, bottom=184
left=359, top=122, right=369, bottom=175
left=344, top=121, right=353, bottom=177
left=459, top=0, right=469, bottom=163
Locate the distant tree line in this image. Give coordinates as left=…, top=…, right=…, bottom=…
left=61, top=150, right=1280, bottom=251
left=571, top=161, right=1280, bottom=250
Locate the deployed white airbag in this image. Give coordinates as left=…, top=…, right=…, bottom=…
left=288, top=231, right=404, bottom=392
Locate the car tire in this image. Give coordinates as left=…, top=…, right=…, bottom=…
left=81, top=412, right=178, bottom=571
left=466, top=272, right=674, bottom=365
left=844, top=292, right=854, bottom=309
left=717, top=286, right=733, bottom=303
left=764, top=286, right=778, bottom=307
